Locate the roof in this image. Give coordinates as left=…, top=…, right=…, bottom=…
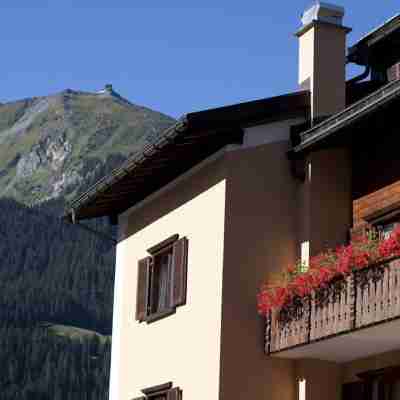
left=348, top=13, right=400, bottom=65
left=294, top=78, right=400, bottom=153
left=64, top=91, right=310, bottom=222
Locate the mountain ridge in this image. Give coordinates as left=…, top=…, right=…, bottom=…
left=0, top=84, right=175, bottom=206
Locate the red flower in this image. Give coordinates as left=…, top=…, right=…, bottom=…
left=287, top=264, right=296, bottom=274
left=379, top=236, right=400, bottom=259
left=256, top=225, right=400, bottom=316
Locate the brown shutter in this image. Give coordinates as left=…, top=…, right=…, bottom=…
left=167, top=387, right=181, bottom=400
left=171, top=237, right=188, bottom=307
left=136, top=257, right=151, bottom=321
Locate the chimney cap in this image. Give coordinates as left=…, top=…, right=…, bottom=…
left=301, top=2, right=345, bottom=27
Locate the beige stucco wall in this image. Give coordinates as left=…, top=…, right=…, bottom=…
left=219, top=140, right=300, bottom=400
left=109, top=156, right=227, bottom=400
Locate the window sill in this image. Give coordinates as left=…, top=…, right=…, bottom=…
left=145, top=308, right=176, bottom=324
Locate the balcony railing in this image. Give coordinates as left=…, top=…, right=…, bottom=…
left=265, top=257, right=400, bottom=355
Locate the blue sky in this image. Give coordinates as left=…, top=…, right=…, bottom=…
left=1, top=1, right=399, bottom=118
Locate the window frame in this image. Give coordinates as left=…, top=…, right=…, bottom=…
left=135, top=234, right=188, bottom=324
left=366, top=205, right=400, bottom=240
left=146, top=242, right=176, bottom=323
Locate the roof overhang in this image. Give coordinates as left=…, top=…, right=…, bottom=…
left=347, top=14, right=400, bottom=66
left=64, top=91, right=310, bottom=223
left=294, top=78, right=400, bottom=154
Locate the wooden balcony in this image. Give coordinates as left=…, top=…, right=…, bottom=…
left=265, top=257, right=400, bottom=362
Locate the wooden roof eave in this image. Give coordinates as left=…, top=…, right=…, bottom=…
left=65, top=126, right=244, bottom=222
left=294, top=78, right=400, bottom=153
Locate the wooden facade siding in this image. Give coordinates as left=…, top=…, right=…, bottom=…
left=353, top=180, right=400, bottom=227
left=266, top=257, right=400, bottom=354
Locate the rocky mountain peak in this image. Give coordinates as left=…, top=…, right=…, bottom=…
left=0, top=88, right=175, bottom=206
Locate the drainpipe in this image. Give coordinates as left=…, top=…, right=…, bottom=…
left=346, top=65, right=371, bottom=85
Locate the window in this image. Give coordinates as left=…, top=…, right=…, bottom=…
left=133, top=382, right=182, bottom=400
left=379, top=221, right=399, bottom=240
left=150, top=248, right=173, bottom=315
left=373, top=217, right=400, bottom=241
left=365, top=202, right=400, bottom=240
left=354, top=366, right=400, bottom=400
left=136, top=234, right=189, bottom=323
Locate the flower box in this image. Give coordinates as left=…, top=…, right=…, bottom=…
left=265, top=258, right=400, bottom=354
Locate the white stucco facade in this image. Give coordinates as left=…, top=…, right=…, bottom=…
left=109, top=178, right=227, bottom=400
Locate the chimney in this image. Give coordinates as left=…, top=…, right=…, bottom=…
left=104, top=84, right=113, bottom=93
left=297, top=2, right=351, bottom=122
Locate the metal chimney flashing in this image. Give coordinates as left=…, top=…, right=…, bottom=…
left=301, top=2, right=345, bottom=28
left=296, top=2, right=351, bottom=37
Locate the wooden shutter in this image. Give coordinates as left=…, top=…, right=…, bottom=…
left=136, top=257, right=151, bottom=321
left=166, top=388, right=181, bottom=400
left=170, top=237, right=188, bottom=307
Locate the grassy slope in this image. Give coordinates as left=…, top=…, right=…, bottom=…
left=41, top=322, right=111, bottom=345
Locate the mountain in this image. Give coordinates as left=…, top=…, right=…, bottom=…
left=0, top=86, right=175, bottom=399
left=0, top=85, right=175, bottom=205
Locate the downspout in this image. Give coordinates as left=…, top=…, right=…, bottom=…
left=347, top=65, right=371, bottom=85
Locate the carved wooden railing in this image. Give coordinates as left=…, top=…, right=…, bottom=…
left=266, top=258, right=400, bottom=354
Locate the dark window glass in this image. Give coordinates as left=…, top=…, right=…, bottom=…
left=150, top=249, right=173, bottom=314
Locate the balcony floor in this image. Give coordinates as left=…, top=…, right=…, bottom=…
left=272, top=318, right=400, bottom=363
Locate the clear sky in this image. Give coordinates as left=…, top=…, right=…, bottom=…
left=1, top=1, right=399, bottom=118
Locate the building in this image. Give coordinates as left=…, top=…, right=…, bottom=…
left=65, top=3, right=400, bottom=400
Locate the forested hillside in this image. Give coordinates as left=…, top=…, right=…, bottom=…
left=0, top=87, right=175, bottom=399
left=0, top=199, right=114, bottom=399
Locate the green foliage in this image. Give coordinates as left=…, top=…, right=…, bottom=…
left=43, top=323, right=111, bottom=345
left=0, top=198, right=114, bottom=399
left=0, top=325, right=111, bottom=400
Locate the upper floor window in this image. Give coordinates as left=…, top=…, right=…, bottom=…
left=135, top=234, right=189, bottom=323
left=134, top=382, right=182, bottom=400
left=364, top=203, right=400, bottom=241
left=371, top=214, right=400, bottom=240
left=379, top=221, right=398, bottom=240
